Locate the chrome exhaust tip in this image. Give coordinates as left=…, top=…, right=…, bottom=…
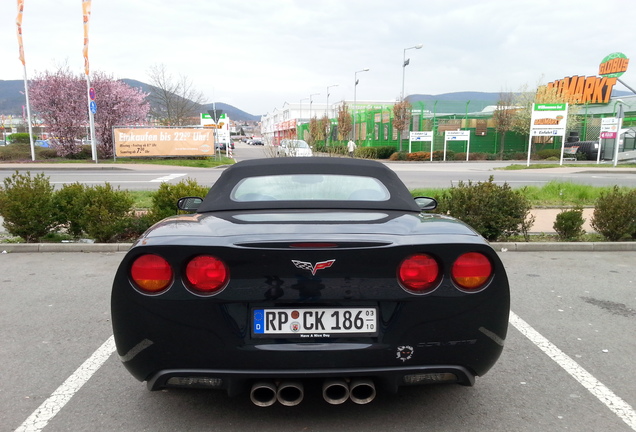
left=276, top=381, right=304, bottom=406
left=250, top=381, right=277, bottom=407
left=349, top=378, right=376, bottom=405
left=322, top=379, right=350, bottom=405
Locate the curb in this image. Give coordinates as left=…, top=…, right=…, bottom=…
left=1, top=242, right=635, bottom=253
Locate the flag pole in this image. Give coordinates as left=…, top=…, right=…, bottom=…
left=82, top=0, right=97, bottom=162
left=22, top=65, right=36, bottom=161
left=16, top=0, right=35, bottom=161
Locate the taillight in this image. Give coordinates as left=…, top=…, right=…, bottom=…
left=452, top=252, right=492, bottom=291
left=398, top=253, right=440, bottom=294
left=185, top=255, right=229, bottom=295
left=130, top=254, right=173, bottom=293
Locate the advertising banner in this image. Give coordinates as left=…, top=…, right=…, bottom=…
left=16, top=0, right=25, bottom=65
left=114, top=128, right=215, bottom=157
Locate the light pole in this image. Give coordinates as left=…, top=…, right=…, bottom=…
left=326, top=84, right=338, bottom=145
left=299, top=97, right=309, bottom=126
left=309, top=93, right=320, bottom=121
left=353, top=68, right=369, bottom=142
left=401, top=44, right=423, bottom=101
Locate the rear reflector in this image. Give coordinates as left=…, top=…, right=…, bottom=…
left=130, top=254, right=173, bottom=293
left=452, top=252, right=493, bottom=291
left=166, top=377, right=223, bottom=388
left=185, top=255, right=229, bottom=295
left=403, top=373, right=458, bottom=385
left=398, top=253, right=440, bottom=294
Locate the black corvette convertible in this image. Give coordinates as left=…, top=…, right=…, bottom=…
left=111, top=157, right=509, bottom=406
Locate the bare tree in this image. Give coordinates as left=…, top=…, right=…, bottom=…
left=493, top=91, right=516, bottom=159
left=337, top=103, right=352, bottom=142
left=147, top=64, right=206, bottom=126
left=393, top=99, right=412, bottom=151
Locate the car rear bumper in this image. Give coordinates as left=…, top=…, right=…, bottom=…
left=146, top=364, right=476, bottom=395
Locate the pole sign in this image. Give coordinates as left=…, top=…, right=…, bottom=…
left=527, top=103, right=569, bottom=166
left=529, top=104, right=568, bottom=137
left=409, top=131, right=434, bottom=158
left=89, top=87, right=96, bottom=101
left=443, top=130, right=471, bottom=161
left=600, top=117, right=619, bottom=139
left=89, top=101, right=97, bottom=114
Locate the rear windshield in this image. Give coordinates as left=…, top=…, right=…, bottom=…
left=231, top=174, right=390, bottom=202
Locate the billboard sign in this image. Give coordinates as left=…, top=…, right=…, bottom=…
left=114, top=128, right=215, bottom=157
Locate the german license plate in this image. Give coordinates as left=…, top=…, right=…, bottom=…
left=252, top=307, right=377, bottom=337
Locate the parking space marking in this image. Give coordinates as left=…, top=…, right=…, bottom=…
left=14, top=336, right=116, bottom=432
left=510, top=311, right=636, bottom=430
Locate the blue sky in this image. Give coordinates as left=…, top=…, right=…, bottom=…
left=2, top=0, right=635, bottom=115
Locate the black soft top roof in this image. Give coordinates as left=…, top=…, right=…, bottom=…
left=197, top=157, right=420, bottom=212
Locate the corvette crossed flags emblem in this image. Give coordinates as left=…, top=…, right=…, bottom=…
left=292, top=259, right=336, bottom=275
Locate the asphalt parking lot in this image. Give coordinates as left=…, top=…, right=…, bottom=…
left=1, top=251, right=634, bottom=432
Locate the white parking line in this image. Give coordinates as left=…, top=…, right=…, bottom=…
left=14, top=336, right=116, bottom=432
left=150, top=173, right=187, bottom=182
left=510, top=311, right=636, bottom=430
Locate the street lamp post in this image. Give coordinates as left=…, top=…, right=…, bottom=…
left=401, top=44, right=423, bottom=101
left=326, top=84, right=338, bottom=145
left=309, top=93, right=320, bottom=122
left=353, top=68, right=369, bottom=142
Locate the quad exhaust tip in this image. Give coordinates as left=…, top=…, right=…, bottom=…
left=249, top=381, right=278, bottom=407
left=250, top=378, right=376, bottom=406
left=276, top=381, right=304, bottom=406
left=349, top=378, right=376, bottom=405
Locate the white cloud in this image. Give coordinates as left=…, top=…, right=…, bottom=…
left=2, top=0, right=635, bottom=115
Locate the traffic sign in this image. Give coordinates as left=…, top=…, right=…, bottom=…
left=89, top=87, right=96, bottom=101
left=90, top=101, right=97, bottom=114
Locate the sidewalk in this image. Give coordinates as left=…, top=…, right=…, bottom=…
left=2, top=208, right=635, bottom=253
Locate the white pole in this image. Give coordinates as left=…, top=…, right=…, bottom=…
left=86, top=75, right=97, bottom=162
left=21, top=64, right=35, bottom=161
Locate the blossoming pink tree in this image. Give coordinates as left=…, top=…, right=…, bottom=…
left=29, top=68, right=149, bottom=158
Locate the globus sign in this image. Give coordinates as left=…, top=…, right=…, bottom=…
left=598, top=52, right=629, bottom=78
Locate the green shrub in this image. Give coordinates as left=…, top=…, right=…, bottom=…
left=82, top=184, right=136, bottom=242
left=148, top=178, right=210, bottom=224
left=7, top=133, right=36, bottom=144
left=53, top=183, right=88, bottom=238
left=537, top=149, right=561, bottom=159
left=0, top=171, right=56, bottom=242
left=389, top=151, right=408, bottom=161
left=553, top=207, right=586, bottom=241
left=375, top=146, right=398, bottom=159
left=591, top=187, right=636, bottom=241
left=435, top=176, right=533, bottom=241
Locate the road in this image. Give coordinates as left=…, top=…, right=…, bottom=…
left=1, top=251, right=635, bottom=431
left=1, top=142, right=635, bottom=190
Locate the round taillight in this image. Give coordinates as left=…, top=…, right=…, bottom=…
left=185, top=255, right=229, bottom=295
left=130, top=254, right=173, bottom=293
left=398, top=253, right=440, bottom=294
left=452, top=252, right=493, bottom=291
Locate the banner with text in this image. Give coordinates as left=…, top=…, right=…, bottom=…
left=114, top=128, right=215, bottom=157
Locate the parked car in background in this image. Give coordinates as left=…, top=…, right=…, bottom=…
left=111, top=157, right=510, bottom=406
left=35, top=140, right=50, bottom=147
left=278, top=139, right=313, bottom=157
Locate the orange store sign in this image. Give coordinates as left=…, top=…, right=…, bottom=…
left=544, top=52, right=629, bottom=105
left=545, top=76, right=617, bottom=104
